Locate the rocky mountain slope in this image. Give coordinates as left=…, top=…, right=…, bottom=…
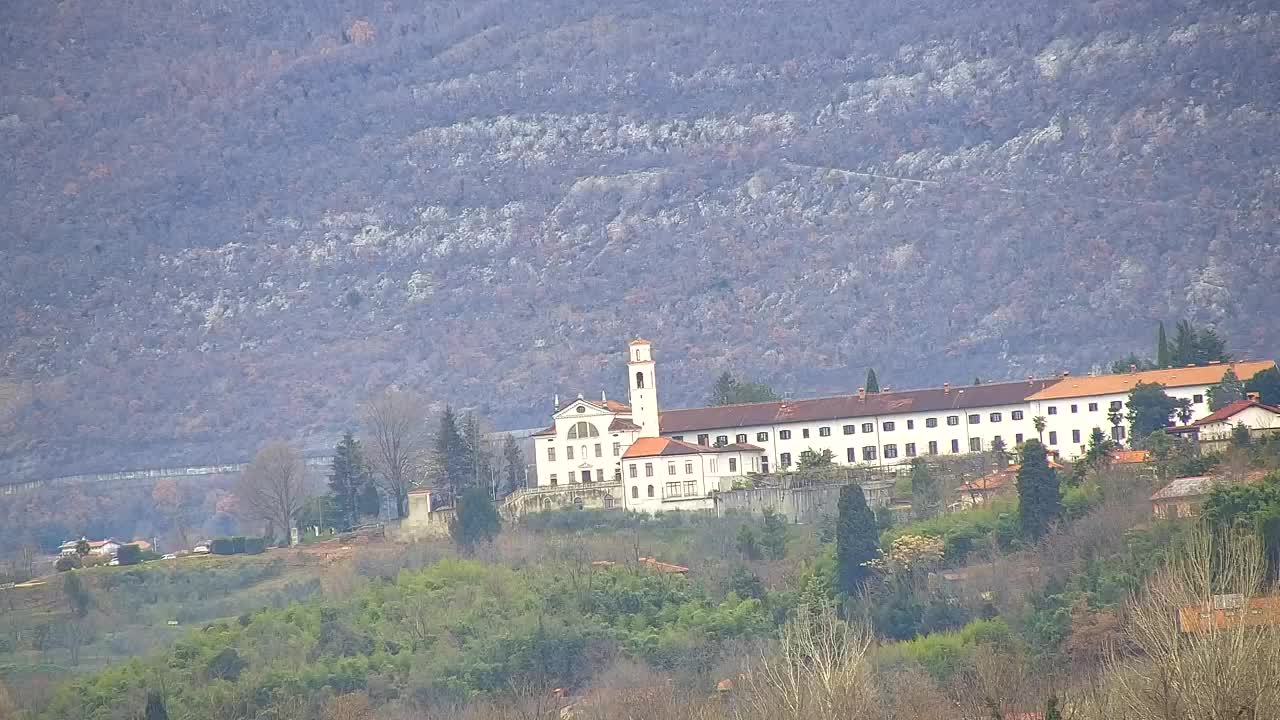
left=2, top=0, right=1278, bottom=480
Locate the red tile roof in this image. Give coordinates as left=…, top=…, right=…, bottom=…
left=1028, top=361, right=1276, bottom=400
left=658, top=379, right=1057, bottom=433
left=622, top=437, right=710, bottom=458
left=609, top=417, right=642, bottom=432
left=1179, top=596, right=1280, bottom=633
left=1187, top=398, right=1280, bottom=428
left=713, top=442, right=764, bottom=453
left=1110, top=449, right=1151, bottom=464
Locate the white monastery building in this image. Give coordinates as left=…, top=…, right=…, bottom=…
left=531, top=340, right=1276, bottom=512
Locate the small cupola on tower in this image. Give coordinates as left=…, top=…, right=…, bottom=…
left=627, top=339, right=660, bottom=437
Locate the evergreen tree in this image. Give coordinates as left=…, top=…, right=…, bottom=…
left=1246, top=366, right=1280, bottom=405
left=449, top=485, right=501, bottom=552
left=710, top=371, right=779, bottom=405
left=760, top=509, right=788, bottom=560
left=1126, top=382, right=1186, bottom=441
left=356, top=480, right=382, bottom=518
left=327, top=432, right=368, bottom=530
left=1084, top=427, right=1115, bottom=469
left=1231, top=422, right=1252, bottom=448
left=1208, top=368, right=1246, bottom=411
left=910, top=459, right=942, bottom=520
left=500, top=433, right=525, bottom=497
left=865, top=368, right=880, bottom=394
left=435, top=406, right=471, bottom=503
left=144, top=691, right=169, bottom=720
left=836, top=484, right=879, bottom=595
left=736, top=525, right=762, bottom=561
left=1157, top=321, right=1170, bottom=368
left=990, top=436, right=1009, bottom=468
left=1016, top=439, right=1061, bottom=541
left=460, top=412, right=491, bottom=492
left=1172, top=319, right=1197, bottom=367
left=75, top=538, right=90, bottom=556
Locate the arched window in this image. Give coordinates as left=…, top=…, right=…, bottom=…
left=635, top=371, right=645, bottom=389
left=647, top=484, right=655, bottom=498
left=566, top=421, right=599, bottom=439
left=631, top=486, right=638, bottom=499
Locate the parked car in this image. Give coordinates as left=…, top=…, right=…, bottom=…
left=192, top=545, right=210, bottom=554
left=161, top=553, right=177, bottom=560
left=108, top=558, right=119, bottom=566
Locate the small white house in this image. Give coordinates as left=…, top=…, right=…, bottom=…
left=1168, top=397, right=1280, bottom=452
left=620, top=437, right=765, bottom=513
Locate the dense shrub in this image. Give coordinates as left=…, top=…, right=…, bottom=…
left=115, top=544, right=143, bottom=566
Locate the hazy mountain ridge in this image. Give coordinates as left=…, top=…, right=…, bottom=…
left=2, top=0, right=1278, bottom=479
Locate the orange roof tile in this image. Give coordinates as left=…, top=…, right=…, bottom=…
left=1110, top=449, right=1151, bottom=464
left=1027, top=361, right=1276, bottom=401
left=1178, top=596, right=1280, bottom=633
left=622, top=437, right=707, bottom=458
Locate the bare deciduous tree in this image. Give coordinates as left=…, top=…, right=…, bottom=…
left=1103, top=528, right=1280, bottom=720
left=362, top=388, right=429, bottom=518
left=744, top=600, right=876, bottom=720
left=238, top=441, right=307, bottom=546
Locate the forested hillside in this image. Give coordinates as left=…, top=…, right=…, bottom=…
left=2, top=0, right=1278, bottom=479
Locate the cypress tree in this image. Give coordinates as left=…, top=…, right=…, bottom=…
left=836, top=484, right=880, bottom=595
left=449, top=485, right=502, bottom=552
left=435, top=406, right=471, bottom=503
left=501, top=434, right=525, bottom=496
left=144, top=691, right=169, bottom=720
left=865, top=368, right=880, bottom=394
left=1208, top=368, right=1245, bottom=411
left=1016, top=440, right=1061, bottom=540
left=327, top=432, right=368, bottom=530
left=910, top=458, right=942, bottom=520
left=1156, top=321, right=1170, bottom=368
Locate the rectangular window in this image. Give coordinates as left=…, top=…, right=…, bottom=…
left=549, top=473, right=558, bottom=486
left=883, top=444, right=898, bottom=459
left=993, top=435, right=1002, bottom=448
left=1072, top=429, right=1081, bottom=444
left=969, top=437, right=982, bottom=452
left=736, top=433, right=748, bottom=444
left=672, top=435, right=684, bottom=441
left=779, top=430, right=792, bottom=440
left=547, top=447, right=557, bottom=462
left=757, top=432, right=769, bottom=442
left=951, top=439, right=960, bottom=453
left=716, top=435, right=729, bottom=446
left=1048, top=406, right=1058, bottom=415
left=968, top=414, right=981, bottom=425
left=668, top=462, right=676, bottom=475
left=665, top=482, right=680, bottom=499
left=1110, top=401, right=1123, bottom=411
left=843, top=425, right=856, bottom=435
left=697, top=434, right=710, bottom=446
left=614, top=468, right=621, bottom=482
left=1193, top=394, right=1204, bottom=404
left=990, top=412, right=1002, bottom=423
left=613, top=442, right=621, bottom=456
left=684, top=480, right=696, bottom=497
left=710, top=458, right=718, bottom=473
left=947, top=415, right=960, bottom=426
left=907, top=419, right=915, bottom=430
left=780, top=452, right=792, bottom=468
left=802, top=428, right=811, bottom=439
left=928, top=440, right=938, bottom=455
left=862, top=422, right=874, bottom=433
left=1070, top=404, right=1078, bottom=414
left=1012, top=410, right=1024, bottom=420
left=862, top=446, right=878, bottom=461
left=847, top=448, right=857, bottom=462
left=819, top=426, right=831, bottom=437
left=1016, top=433, right=1024, bottom=443
left=1088, top=402, right=1098, bottom=412
left=685, top=461, right=693, bottom=474
left=883, top=421, right=895, bottom=432
left=1048, top=431, right=1058, bottom=445
left=595, top=443, right=602, bottom=458
left=566, top=446, right=574, bottom=460
left=583, top=470, right=593, bottom=483
left=645, top=463, right=654, bottom=477
left=729, top=458, right=738, bottom=473
left=905, top=443, right=917, bottom=457
left=628, top=464, right=637, bottom=478
left=926, top=417, right=938, bottom=428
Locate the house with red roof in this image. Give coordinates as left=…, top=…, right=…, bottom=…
left=621, top=436, right=764, bottom=512
left=1167, top=396, right=1280, bottom=453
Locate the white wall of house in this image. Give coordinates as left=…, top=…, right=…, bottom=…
left=620, top=448, right=763, bottom=513
left=534, top=401, right=638, bottom=488
left=1196, top=405, right=1280, bottom=443
left=1030, top=385, right=1216, bottom=458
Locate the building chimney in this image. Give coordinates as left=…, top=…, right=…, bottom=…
left=554, top=393, right=559, bottom=410
left=943, top=382, right=950, bottom=394
left=602, top=390, right=607, bottom=403
left=1130, top=363, right=1137, bottom=374
left=1062, top=371, right=1070, bottom=378
left=1027, top=375, right=1034, bottom=385
left=1247, top=392, right=1261, bottom=402
left=858, top=387, right=866, bottom=400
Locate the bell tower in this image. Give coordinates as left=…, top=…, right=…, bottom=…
left=627, top=339, right=660, bottom=437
